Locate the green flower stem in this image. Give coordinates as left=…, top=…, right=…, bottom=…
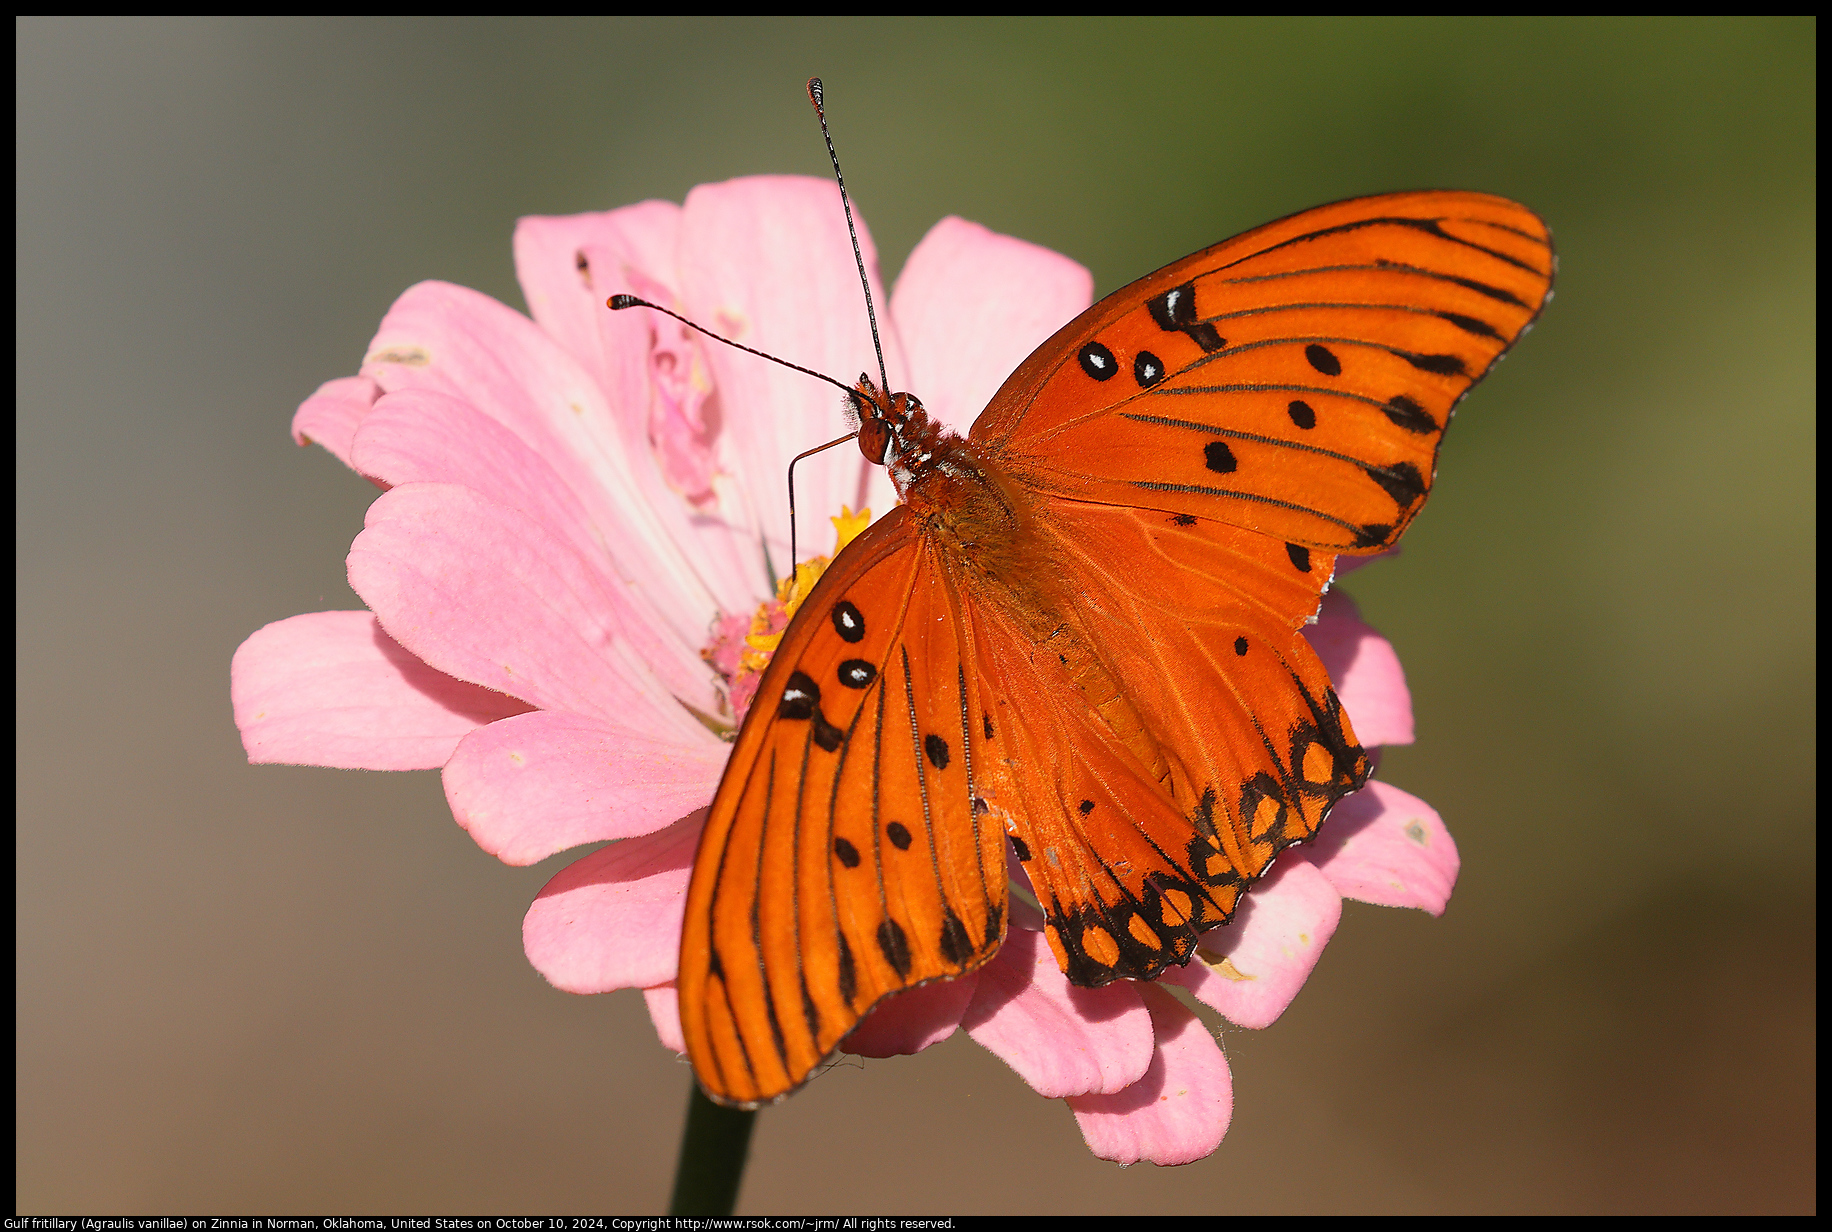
left=668, top=1082, right=758, bottom=1216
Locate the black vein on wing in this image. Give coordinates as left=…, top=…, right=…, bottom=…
left=868, top=673, right=890, bottom=968
left=751, top=749, right=789, bottom=1077
left=1118, top=410, right=1422, bottom=467
left=1212, top=260, right=1532, bottom=310
left=900, top=642, right=956, bottom=978
left=955, top=661, right=996, bottom=948
left=1050, top=523, right=1291, bottom=900
left=1181, top=333, right=1467, bottom=377
left=1221, top=214, right=1549, bottom=279
left=788, top=700, right=818, bottom=1052
left=1186, top=297, right=1506, bottom=340
left=1124, top=480, right=1368, bottom=539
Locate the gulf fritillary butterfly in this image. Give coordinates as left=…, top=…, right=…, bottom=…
left=676, top=186, right=1553, bottom=1107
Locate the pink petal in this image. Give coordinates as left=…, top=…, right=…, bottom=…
left=842, top=974, right=980, bottom=1059
left=891, top=215, right=1094, bottom=436
left=1307, top=780, right=1459, bottom=915
left=1305, top=589, right=1414, bottom=747
left=442, top=709, right=724, bottom=866
left=595, top=270, right=779, bottom=622
left=515, top=203, right=769, bottom=611
left=961, top=902, right=1153, bottom=1098
left=347, top=388, right=707, bottom=703
left=231, top=611, right=531, bottom=770
left=678, top=177, right=906, bottom=565
left=1160, top=855, right=1342, bottom=1030
left=346, top=482, right=714, bottom=735
left=542, top=213, right=780, bottom=623
left=512, top=200, right=682, bottom=393
left=359, top=280, right=732, bottom=650
left=522, top=810, right=701, bottom=993
left=644, top=981, right=686, bottom=1055
left=1069, top=982, right=1232, bottom=1167
left=291, top=374, right=383, bottom=471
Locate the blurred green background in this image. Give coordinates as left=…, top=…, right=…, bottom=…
left=16, top=16, right=1814, bottom=1215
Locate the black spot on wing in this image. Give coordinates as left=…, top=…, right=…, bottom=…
left=1078, top=799, right=1095, bottom=816
left=877, top=918, right=912, bottom=980
left=1234, top=636, right=1249, bottom=656
left=1079, top=342, right=1118, bottom=381
left=983, top=713, right=995, bottom=740
left=886, top=821, right=913, bottom=851
left=1286, top=544, right=1312, bottom=572
left=1365, top=460, right=1427, bottom=508
left=1173, top=513, right=1198, bottom=526
left=833, top=836, right=860, bottom=868
left=779, top=671, right=819, bottom=719
left=1287, top=399, right=1316, bottom=429
left=831, top=600, right=865, bottom=643
left=1305, top=344, right=1341, bottom=376
left=1382, top=395, right=1438, bottom=434
left=1204, top=441, right=1237, bottom=474
left=812, top=711, right=843, bottom=752
left=924, top=733, right=950, bottom=770
left=1147, top=281, right=1225, bottom=351
left=1436, top=309, right=1502, bottom=339
left=837, top=659, right=876, bottom=688
left=940, top=910, right=973, bottom=966
left=801, top=985, right=821, bottom=1045
left=1134, top=351, right=1166, bottom=388
left=1009, top=834, right=1032, bottom=862
left=1148, top=282, right=1194, bottom=331
left=1396, top=348, right=1466, bottom=375
left=836, top=932, right=857, bottom=1004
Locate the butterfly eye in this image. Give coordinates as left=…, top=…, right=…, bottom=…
left=857, top=417, right=891, bottom=465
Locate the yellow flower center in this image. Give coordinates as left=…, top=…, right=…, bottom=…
left=701, top=506, right=873, bottom=731
left=740, top=504, right=872, bottom=670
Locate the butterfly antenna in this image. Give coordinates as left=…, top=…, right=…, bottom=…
left=607, top=294, right=866, bottom=588
left=608, top=295, right=860, bottom=403
left=807, top=78, right=891, bottom=404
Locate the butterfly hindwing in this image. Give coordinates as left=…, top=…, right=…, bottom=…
left=973, top=191, right=1554, bottom=552
left=963, top=502, right=1365, bottom=985
left=680, top=508, right=1007, bottom=1106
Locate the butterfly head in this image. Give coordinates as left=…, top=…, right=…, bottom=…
left=849, top=373, right=946, bottom=496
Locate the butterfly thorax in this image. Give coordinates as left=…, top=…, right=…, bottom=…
left=854, top=379, right=1177, bottom=799
left=855, top=378, right=1037, bottom=591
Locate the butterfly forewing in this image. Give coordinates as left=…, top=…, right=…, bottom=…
left=680, top=509, right=1007, bottom=1106
left=974, top=192, right=1553, bottom=552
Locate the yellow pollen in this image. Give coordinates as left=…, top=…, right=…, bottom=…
left=738, top=507, right=871, bottom=674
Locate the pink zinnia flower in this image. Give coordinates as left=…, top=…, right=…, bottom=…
left=231, top=175, right=1458, bottom=1168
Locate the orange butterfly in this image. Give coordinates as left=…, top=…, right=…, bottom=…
left=677, top=189, right=1553, bottom=1106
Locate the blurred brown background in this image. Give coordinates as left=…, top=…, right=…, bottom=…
left=16, top=16, right=1814, bottom=1215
